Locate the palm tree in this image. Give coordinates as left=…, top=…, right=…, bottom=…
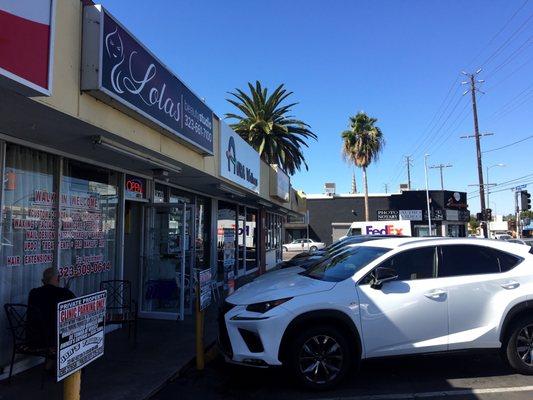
left=341, top=112, right=385, bottom=221
left=225, top=81, right=317, bottom=175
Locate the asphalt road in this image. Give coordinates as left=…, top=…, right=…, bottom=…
left=151, top=351, right=533, bottom=400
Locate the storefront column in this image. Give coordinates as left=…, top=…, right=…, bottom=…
left=0, top=141, right=5, bottom=249
left=116, top=173, right=126, bottom=280
left=259, top=207, right=267, bottom=274
left=210, top=198, right=218, bottom=280
left=53, top=157, right=63, bottom=270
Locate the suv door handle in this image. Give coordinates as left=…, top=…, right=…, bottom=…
left=424, top=289, right=447, bottom=299
left=501, top=280, right=520, bottom=290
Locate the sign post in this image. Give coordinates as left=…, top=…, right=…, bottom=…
left=195, top=269, right=212, bottom=370
left=57, top=291, right=107, bottom=399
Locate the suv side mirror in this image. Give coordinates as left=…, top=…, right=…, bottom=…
left=371, top=267, right=398, bottom=289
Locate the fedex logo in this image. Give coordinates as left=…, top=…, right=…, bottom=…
left=365, top=225, right=404, bottom=235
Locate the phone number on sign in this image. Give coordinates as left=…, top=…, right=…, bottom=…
left=59, top=261, right=111, bottom=278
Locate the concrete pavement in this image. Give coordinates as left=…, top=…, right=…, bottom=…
left=151, top=351, right=533, bottom=400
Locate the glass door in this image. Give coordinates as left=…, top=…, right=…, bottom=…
left=140, top=202, right=194, bottom=320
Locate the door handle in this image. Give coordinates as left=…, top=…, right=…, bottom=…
left=424, top=289, right=447, bottom=300
left=501, top=281, right=520, bottom=290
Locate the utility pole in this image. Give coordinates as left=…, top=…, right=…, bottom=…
left=424, top=154, right=432, bottom=236
left=404, top=155, right=413, bottom=189
left=383, top=183, right=389, bottom=194
left=429, top=164, right=452, bottom=190
left=461, top=69, right=488, bottom=238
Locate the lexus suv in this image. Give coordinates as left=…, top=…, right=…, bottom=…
left=219, top=237, right=533, bottom=389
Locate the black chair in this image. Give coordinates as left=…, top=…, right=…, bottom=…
left=100, top=280, right=138, bottom=344
left=3, top=303, right=54, bottom=385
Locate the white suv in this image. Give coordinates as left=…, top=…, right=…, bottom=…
left=219, top=237, right=533, bottom=389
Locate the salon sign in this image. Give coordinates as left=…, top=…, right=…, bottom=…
left=81, top=5, right=213, bottom=155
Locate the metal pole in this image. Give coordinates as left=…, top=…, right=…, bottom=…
left=63, top=370, right=81, bottom=400
left=424, top=154, right=432, bottom=236
left=516, top=191, right=521, bottom=239
left=486, top=166, right=490, bottom=238
left=469, top=73, right=487, bottom=237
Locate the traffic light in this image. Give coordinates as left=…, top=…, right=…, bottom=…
left=476, top=212, right=484, bottom=221
left=485, top=208, right=492, bottom=221
left=521, top=191, right=531, bottom=211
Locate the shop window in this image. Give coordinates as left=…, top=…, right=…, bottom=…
left=0, top=145, right=57, bottom=366
left=58, top=159, right=119, bottom=296
left=217, top=201, right=236, bottom=281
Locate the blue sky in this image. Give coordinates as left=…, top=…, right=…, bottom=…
left=101, top=0, right=532, bottom=215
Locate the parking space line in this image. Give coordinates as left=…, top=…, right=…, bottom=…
left=316, top=385, right=533, bottom=400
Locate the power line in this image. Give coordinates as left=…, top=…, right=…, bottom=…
left=483, top=135, right=533, bottom=153
left=485, top=34, right=533, bottom=79
left=466, top=0, right=531, bottom=69
left=480, top=11, right=533, bottom=68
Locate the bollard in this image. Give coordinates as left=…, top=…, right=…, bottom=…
left=63, top=370, right=81, bottom=400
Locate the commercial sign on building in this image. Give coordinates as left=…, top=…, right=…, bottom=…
left=270, top=165, right=290, bottom=202
left=445, top=192, right=468, bottom=209
left=219, top=122, right=260, bottom=193
left=125, top=175, right=146, bottom=200
left=0, top=0, right=55, bottom=95
left=81, top=5, right=214, bottom=154
left=57, top=291, right=106, bottom=381
left=399, top=209, right=423, bottom=221
left=377, top=210, right=399, bottom=221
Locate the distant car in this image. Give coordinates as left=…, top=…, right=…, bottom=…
left=279, top=235, right=408, bottom=271
left=282, top=239, right=325, bottom=252
left=508, top=238, right=533, bottom=247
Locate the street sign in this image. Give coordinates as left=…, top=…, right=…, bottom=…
left=198, top=269, right=213, bottom=311
left=57, top=291, right=107, bottom=382
left=513, top=184, right=527, bottom=191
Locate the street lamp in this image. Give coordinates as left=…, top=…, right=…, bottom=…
left=486, top=163, right=506, bottom=238
left=424, top=154, right=432, bottom=236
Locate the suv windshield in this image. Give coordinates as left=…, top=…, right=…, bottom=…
left=302, top=246, right=389, bottom=282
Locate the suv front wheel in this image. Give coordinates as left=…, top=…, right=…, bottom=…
left=288, top=325, right=352, bottom=389
left=504, top=315, right=533, bottom=374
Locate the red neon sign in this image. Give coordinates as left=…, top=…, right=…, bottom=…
left=125, top=176, right=144, bottom=197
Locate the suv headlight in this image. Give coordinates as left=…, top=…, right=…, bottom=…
left=245, top=297, right=293, bottom=313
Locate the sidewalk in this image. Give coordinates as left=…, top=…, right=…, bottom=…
left=0, top=307, right=218, bottom=400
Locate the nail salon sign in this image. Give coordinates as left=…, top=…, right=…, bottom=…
left=81, top=5, right=213, bottom=155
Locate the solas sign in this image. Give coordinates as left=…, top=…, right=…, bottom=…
left=220, top=123, right=260, bottom=193
left=81, top=5, right=214, bottom=155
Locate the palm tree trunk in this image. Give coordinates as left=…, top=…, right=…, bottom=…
left=363, top=166, right=369, bottom=221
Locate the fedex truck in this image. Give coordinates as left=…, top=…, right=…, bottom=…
left=343, top=220, right=412, bottom=238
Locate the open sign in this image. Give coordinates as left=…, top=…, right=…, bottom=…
left=125, top=175, right=145, bottom=199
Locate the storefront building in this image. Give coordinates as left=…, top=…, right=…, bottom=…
left=0, top=1, right=304, bottom=376
left=286, top=188, right=469, bottom=245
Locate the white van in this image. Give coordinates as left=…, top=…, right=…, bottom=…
left=343, top=220, right=412, bottom=238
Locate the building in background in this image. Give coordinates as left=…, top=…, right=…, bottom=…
left=286, top=184, right=469, bottom=244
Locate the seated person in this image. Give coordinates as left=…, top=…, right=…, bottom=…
left=27, top=268, right=75, bottom=351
